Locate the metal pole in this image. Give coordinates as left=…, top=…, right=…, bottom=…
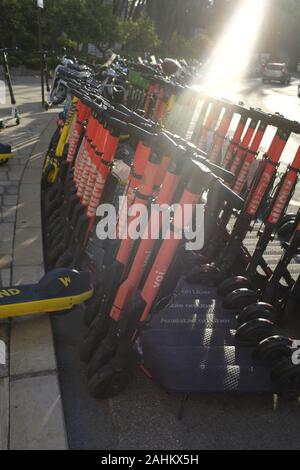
left=2, top=52, right=16, bottom=105
left=37, top=6, right=45, bottom=107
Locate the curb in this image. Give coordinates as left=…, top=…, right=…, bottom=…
left=7, top=115, right=68, bottom=450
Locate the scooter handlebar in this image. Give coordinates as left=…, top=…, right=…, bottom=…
left=165, top=136, right=235, bottom=184
left=0, top=47, right=19, bottom=54
left=187, top=160, right=244, bottom=206
left=210, top=179, right=244, bottom=209
left=107, top=118, right=157, bottom=143
left=116, top=104, right=156, bottom=128
left=157, top=132, right=179, bottom=156
left=194, top=154, right=235, bottom=184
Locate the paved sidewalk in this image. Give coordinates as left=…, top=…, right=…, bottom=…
left=0, top=76, right=67, bottom=449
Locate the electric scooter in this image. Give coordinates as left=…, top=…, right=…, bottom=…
left=0, top=142, right=15, bottom=165
left=190, top=115, right=300, bottom=286
left=84, top=157, right=242, bottom=398
left=219, top=146, right=300, bottom=304
left=0, top=47, right=20, bottom=129
left=0, top=268, right=93, bottom=319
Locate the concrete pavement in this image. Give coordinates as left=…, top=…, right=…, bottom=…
left=0, top=76, right=67, bottom=449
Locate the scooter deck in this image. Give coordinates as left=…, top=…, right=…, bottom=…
left=0, top=152, right=15, bottom=161
left=141, top=278, right=274, bottom=393
left=0, top=280, right=93, bottom=318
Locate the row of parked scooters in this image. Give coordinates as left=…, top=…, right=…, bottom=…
left=41, top=56, right=300, bottom=399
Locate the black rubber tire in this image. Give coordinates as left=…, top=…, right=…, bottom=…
left=55, top=250, right=73, bottom=268
left=278, top=213, right=296, bottom=229
left=87, top=341, right=116, bottom=380
left=83, top=296, right=103, bottom=328
left=46, top=183, right=64, bottom=203
left=235, top=318, right=279, bottom=345
left=48, top=230, right=65, bottom=248
left=88, top=364, right=133, bottom=400
left=46, top=217, right=65, bottom=236
left=80, top=314, right=110, bottom=363
left=271, top=357, right=300, bottom=392
left=237, top=302, right=276, bottom=325
left=218, top=276, right=251, bottom=297
left=47, top=243, right=66, bottom=267
left=253, top=336, right=293, bottom=365
left=278, top=219, right=296, bottom=243
left=222, top=288, right=259, bottom=310
left=45, top=196, right=63, bottom=218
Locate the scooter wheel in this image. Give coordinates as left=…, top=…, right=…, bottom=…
left=278, top=213, right=296, bottom=228
left=55, top=250, right=73, bottom=268
left=87, top=340, right=116, bottom=380
left=271, top=357, right=300, bottom=393
left=237, top=302, right=276, bottom=325
left=88, top=339, right=137, bottom=399
left=222, top=288, right=259, bottom=310
left=278, top=219, right=296, bottom=243
left=48, top=231, right=65, bottom=249
left=46, top=218, right=65, bottom=237
left=88, top=363, right=133, bottom=400
left=217, top=276, right=252, bottom=297
left=47, top=208, right=63, bottom=226
left=186, top=264, right=221, bottom=287
left=46, top=183, right=63, bottom=203
left=45, top=196, right=63, bottom=217
left=80, top=314, right=110, bottom=363
left=253, top=336, right=293, bottom=365
left=48, top=222, right=66, bottom=240
left=235, top=318, right=279, bottom=345
left=47, top=243, right=66, bottom=267
left=83, top=297, right=103, bottom=328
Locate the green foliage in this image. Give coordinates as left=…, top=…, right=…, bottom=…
left=0, top=0, right=300, bottom=68
left=259, top=0, right=300, bottom=67
left=122, top=15, right=161, bottom=55
left=167, top=32, right=212, bottom=60
left=0, top=0, right=122, bottom=52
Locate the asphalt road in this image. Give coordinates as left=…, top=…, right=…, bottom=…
left=52, top=78, right=300, bottom=450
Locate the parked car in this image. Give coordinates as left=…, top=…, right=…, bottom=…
left=262, top=62, right=291, bottom=85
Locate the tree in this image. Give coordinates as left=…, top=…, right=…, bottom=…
left=259, top=0, right=300, bottom=66
left=122, top=15, right=161, bottom=55
left=146, top=0, right=213, bottom=41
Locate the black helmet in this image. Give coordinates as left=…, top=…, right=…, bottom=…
left=161, top=58, right=182, bottom=76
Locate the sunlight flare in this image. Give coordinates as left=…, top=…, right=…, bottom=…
left=202, top=0, right=270, bottom=93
